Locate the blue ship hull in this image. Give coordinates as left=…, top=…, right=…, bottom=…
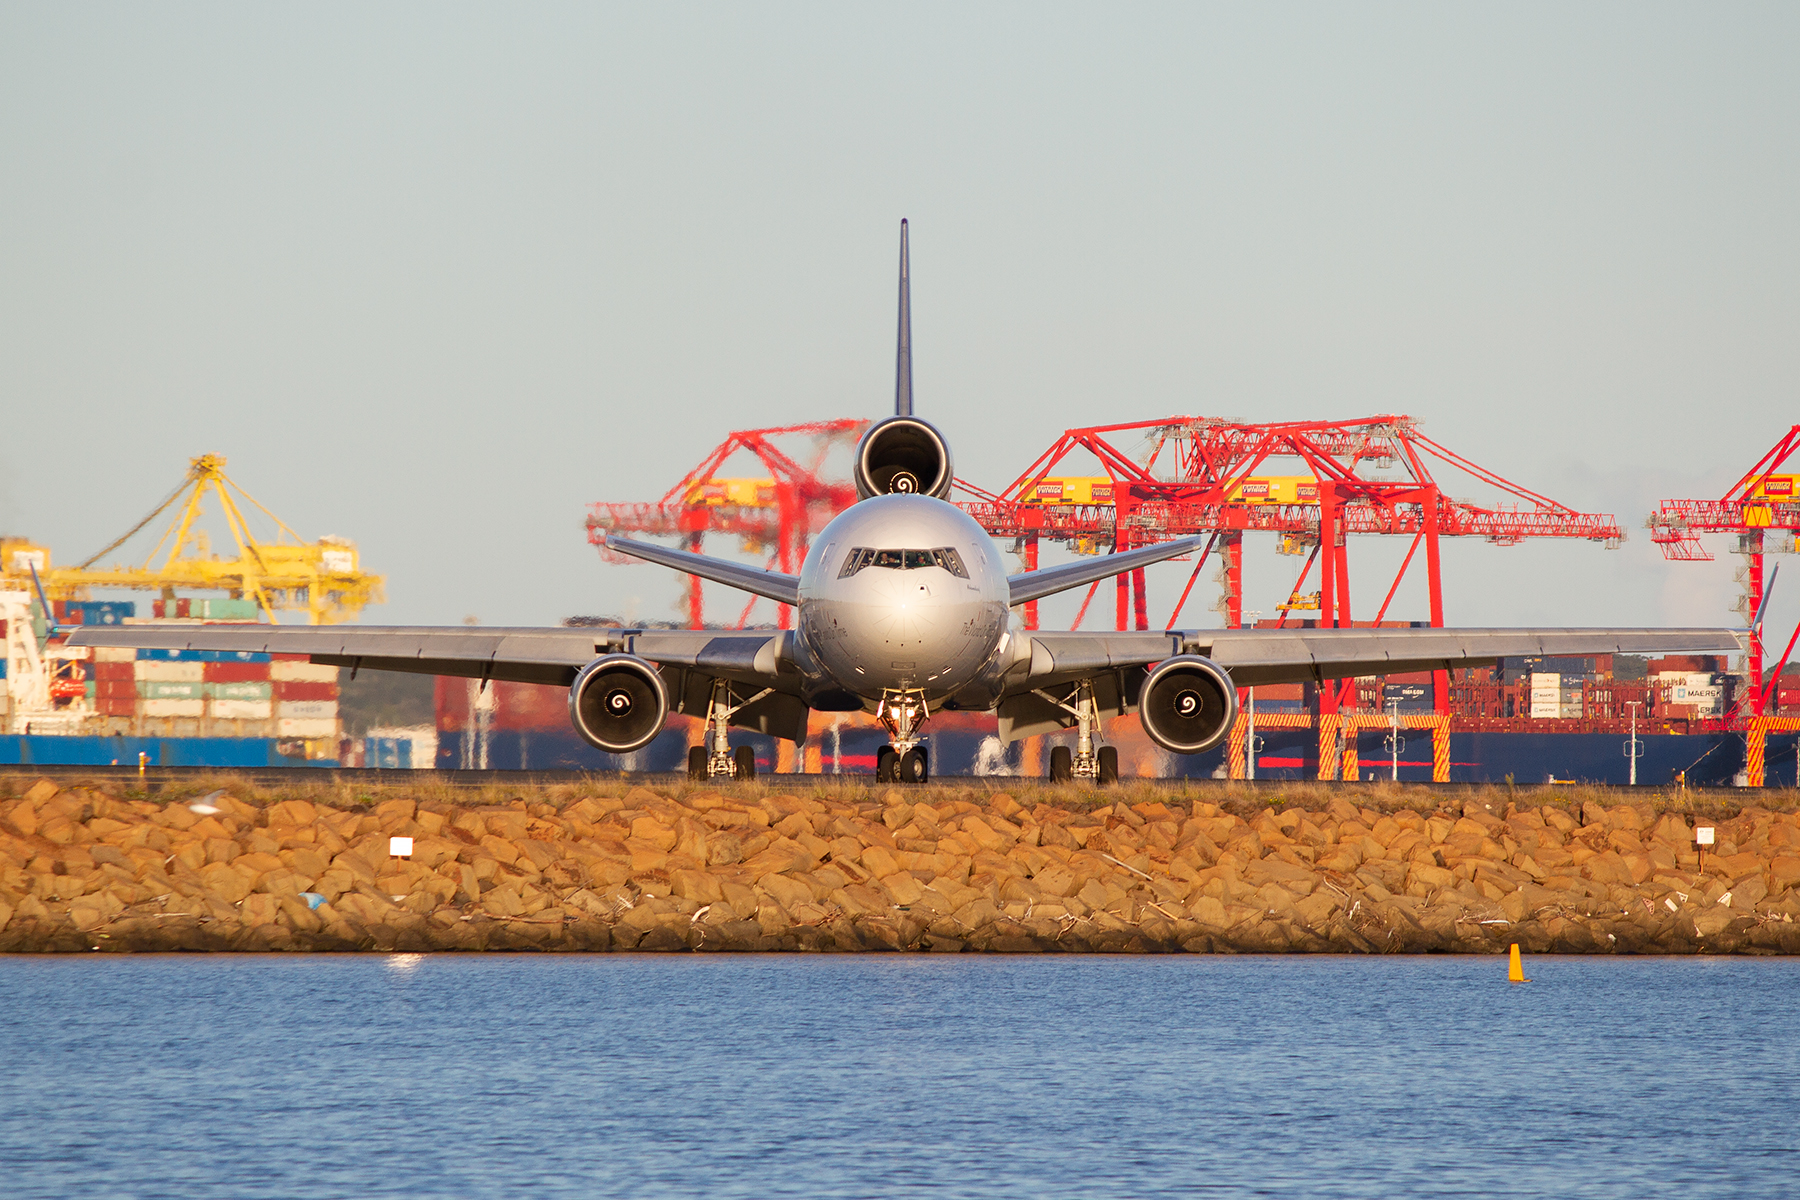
left=0, top=736, right=336, bottom=768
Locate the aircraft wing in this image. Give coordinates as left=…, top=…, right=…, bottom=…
left=603, top=535, right=799, bottom=606
left=64, top=624, right=793, bottom=690
left=1007, top=625, right=1744, bottom=691
left=1007, top=536, right=1207, bottom=607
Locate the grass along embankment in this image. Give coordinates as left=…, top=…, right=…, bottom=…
left=2, top=772, right=1798, bottom=954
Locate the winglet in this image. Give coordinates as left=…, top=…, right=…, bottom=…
left=895, top=219, right=912, bottom=417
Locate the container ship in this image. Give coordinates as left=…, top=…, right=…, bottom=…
left=0, top=595, right=344, bottom=767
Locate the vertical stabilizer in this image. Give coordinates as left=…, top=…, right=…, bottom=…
left=895, top=219, right=912, bottom=416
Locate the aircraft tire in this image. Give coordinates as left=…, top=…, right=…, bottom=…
left=1098, top=746, right=1119, bottom=784
left=1049, top=745, right=1073, bottom=783
left=733, top=745, right=756, bottom=780
left=688, top=746, right=707, bottom=781
left=900, top=748, right=928, bottom=784
left=876, top=745, right=897, bottom=782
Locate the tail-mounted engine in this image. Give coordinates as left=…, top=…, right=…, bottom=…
left=853, top=416, right=954, bottom=499
left=568, top=654, right=668, bottom=753
left=1137, top=655, right=1238, bottom=754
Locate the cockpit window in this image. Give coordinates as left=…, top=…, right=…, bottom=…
left=839, top=547, right=969, bottom=578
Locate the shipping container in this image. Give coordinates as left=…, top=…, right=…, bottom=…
left=276, top=717, right=337, bottom=738
left=208, top=681, right=272, bottom=701
left=273, top=679, right=335, bottom=702
left=93, top=660, right=135, bottom=681
left=96, top=697, right=134, bottom=717
left=203, top=660, right=272, bottom=682
left=1253, top=683, right=1306, bottom=701
left=64, top=601, right=135, bottom=625
left=270, top=661, right=338, bottom=683
left=92, top=646, right=137, bottom=663
left=211, top=699, right=273, bottom=720
left=138, top=649, right=272, bottom=663
left=140, top=680, right=206, bottom=700
left=136, top=662, right=205, bottom=682
left=278, top=700, right=337, bottom=720
left=192, top=598, right=260, bottom=620
left=141, top=698, right=205, bottom=718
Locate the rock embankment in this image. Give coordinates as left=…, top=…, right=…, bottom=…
left=2, top=778, right=1798, bottom=954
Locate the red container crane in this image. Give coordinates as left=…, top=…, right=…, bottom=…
left=1649, top=424, right=1800, bottom=715
left=956, top=414, right=1626, bottom=713
left=585, top=420, right=866, bottom=629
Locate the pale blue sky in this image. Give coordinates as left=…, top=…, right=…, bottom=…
left=2, top=4, right=1795, bottom=651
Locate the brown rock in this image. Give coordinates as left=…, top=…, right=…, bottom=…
left=268, top=800, right=318, bottom=827
left=1728, top=874, right=1768, bottom=909
left=670, top=868, right=724, bottom=905
left=241, top=894, right=281, bottom=927
left=757, top=873, right=813, bottom=911
left=68, top=890, right=124, bottom=931
left=375, top=799, right=416, bottom=826
left=1770, top=857, right=1800, bottom=892
left=879, top=872, right=924, bottom=905
left=255, top=868, right=309, bottom=896
left=198, top=861, right=253, bottom=903
left=483, top=886, right=526, bottom=917
left=1692, top=907, right=1734, bottom=938
left=1293, top=891, right=1342, bottom=926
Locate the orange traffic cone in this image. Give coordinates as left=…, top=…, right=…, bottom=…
left=1508, top=943, right=1530, bottom=983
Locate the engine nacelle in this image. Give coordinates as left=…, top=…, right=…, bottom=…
left=853, top=416, right=954, bottom=500
left=568, top=655, right=668, bottom=753
left=1137, top=655, right=1239, bottom=755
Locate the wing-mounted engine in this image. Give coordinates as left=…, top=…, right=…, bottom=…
left=1137, top=655, right=1239, bottom=754
left=569, top=654, right=669, bottom=753
left=853, top=416, right=954, bottom=499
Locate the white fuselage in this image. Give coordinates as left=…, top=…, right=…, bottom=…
left=794, top=495, right=1012, bottom=706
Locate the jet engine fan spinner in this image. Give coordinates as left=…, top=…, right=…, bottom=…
left=853, top=416, right=955, bottom=499
left=569, top=654, right=669, bottom=753
left=1137, top=655, right=1239, bottom=755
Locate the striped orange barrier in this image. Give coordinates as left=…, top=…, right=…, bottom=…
left=1230, top=711, right=1452, bottom=783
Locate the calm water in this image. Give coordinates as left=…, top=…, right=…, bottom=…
left=1, top=954, right=1795, bottom=1199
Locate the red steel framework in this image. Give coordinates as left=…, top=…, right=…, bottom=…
left=1649, top=424, right=1800, bottom=716
left=954, top=415, right=1626, bottom=714
left=585, top=420, right=867, bottom=629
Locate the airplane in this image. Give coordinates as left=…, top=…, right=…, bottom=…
left=67, top=221, right=1740, bottom=784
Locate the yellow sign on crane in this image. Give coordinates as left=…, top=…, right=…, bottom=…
left=0, top=454, right=384, bottom=625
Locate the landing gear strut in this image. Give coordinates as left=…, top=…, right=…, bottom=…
left=875, top=688, right=930, bottom=784
left=689, top=679, right=773, bottom=781
left=1039, top=679, right=1118, bottom=784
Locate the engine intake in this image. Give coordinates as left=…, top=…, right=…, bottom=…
left=854, top=416, right=954, bottom=499
left=1137, top=655, right=1238, bottom=755
left=568, top=654, right=668, bottom=753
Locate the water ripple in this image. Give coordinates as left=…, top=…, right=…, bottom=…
left=1, top=955, right=1795, bottom=1199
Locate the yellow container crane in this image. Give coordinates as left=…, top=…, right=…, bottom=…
left=1, top=454, right=384, bottom=625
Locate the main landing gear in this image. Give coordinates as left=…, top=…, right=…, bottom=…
left=688, top=680, right=772, bottom=781
left=875, top=688, right=930, bottom=784
left=1041, top=679, right=1119, bottom=785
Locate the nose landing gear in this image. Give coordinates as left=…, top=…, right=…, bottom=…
left=688, top=679, right=774, bottom=780
left=875, top=689, right=931, bottom=784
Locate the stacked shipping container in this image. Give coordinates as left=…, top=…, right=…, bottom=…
left=74, top=647, right=338, bottom=744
